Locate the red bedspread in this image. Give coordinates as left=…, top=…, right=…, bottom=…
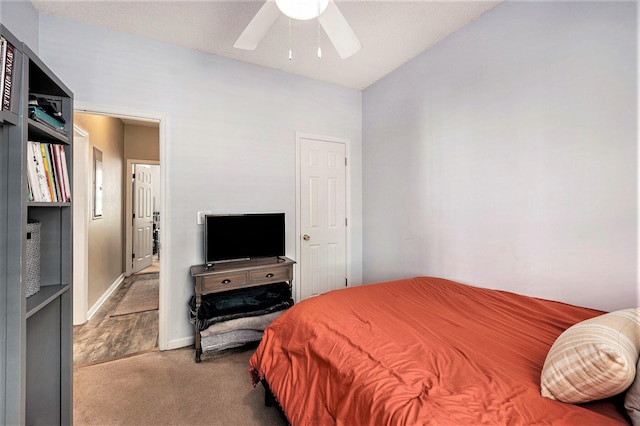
left=250, top=277, right=629, bottom=425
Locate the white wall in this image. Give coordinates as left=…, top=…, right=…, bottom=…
left=0, top=0, right=38, bottom=53
left=150, top=165, right=160, bottom=214
left=363, top=1, right=637, bottom=312
left=38, top=14, right=362, bottom=349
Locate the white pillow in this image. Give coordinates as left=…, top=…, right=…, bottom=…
left=540, top=308, right=640, bottom=404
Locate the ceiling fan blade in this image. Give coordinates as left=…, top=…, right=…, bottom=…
left=234, top=0, right=280, bottom=51
left=318, top=1, right=362, bottom=59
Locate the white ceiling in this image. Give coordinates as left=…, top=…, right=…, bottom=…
left=32, top=0, right=503, bottom=90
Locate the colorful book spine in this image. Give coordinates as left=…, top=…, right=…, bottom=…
left=53, top=144, right=68, bottom=202
left=2, top=40, right=14, bottom=111
left=28, top=141, right=51, bottom=202
left=48, top=143, right=62, bottom=202
left=58, top=145, right=72, bottom=202
left=26, top=178, right=33, bottom=201
left=40, top=142, right=57, bottom=202
left=25, top=144, right=40, bottom=201
left=0, top=38, right=6, bottom=105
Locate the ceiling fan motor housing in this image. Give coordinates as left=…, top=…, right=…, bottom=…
left=275, top=0, right=329, bottom=20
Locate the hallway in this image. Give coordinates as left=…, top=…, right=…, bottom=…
left=73, top=270, right=159, bottom=366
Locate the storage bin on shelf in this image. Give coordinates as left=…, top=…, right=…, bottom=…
left=25, top=221, right=40, bottom=297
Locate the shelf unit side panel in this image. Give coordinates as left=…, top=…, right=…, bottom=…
left=3, top=47, right=28, bottom=426
left=25, top=297, right=62, bottom=425
left=0, top=124, right=9, bottom=424
left=60, top=288, right=72, bottom=425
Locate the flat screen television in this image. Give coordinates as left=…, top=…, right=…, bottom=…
left=204, top=213, right=285, bottom=266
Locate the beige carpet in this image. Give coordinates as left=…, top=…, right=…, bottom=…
left=111, top=278, right=159, bottom=317
left=74, top=346, right=286, bottom=426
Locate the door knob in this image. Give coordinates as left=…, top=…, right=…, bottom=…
left=303, top=234, right=311, bottom=241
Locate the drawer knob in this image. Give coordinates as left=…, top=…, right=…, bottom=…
left=265, top=273, right=274, bottom=278
left=222, top=279, right=231, bottom=284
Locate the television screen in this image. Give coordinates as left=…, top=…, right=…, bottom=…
left=204, top=213, right=285, bottom=265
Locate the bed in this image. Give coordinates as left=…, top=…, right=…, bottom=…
left=249, top=276, right=635, bottom=425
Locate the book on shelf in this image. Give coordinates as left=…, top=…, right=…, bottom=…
left=48, top=145, right=59, bottom=201
left=25, top=143, right=39, bottom=201
left=51, top=144, right=63, bottom=202
left=0, top=36, right=15, bottom=111
left=26, top=179, right=33, bottom=201
left=26, top=141, right=71, bottom=203
left=59, top=145, right=71, bottom=202
left=27, top=141, right=51, bottom=202
left=0, top=38, right=6, bottom=106
left=49, top=144, right=63, bottom=202
left=29, top=105, right=65, bottom=133
left=28, top=94, right=66, bottom=134
left=40, top=142, right=57, bottom=202
left=53, top=143, right=70, bottom=202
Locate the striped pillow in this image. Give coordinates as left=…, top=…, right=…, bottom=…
left=540, top=308, right=640, bottom=404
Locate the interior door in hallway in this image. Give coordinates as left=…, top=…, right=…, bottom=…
left=299, top=138, right=347, bottom=300
left=132, top=164, right=153, bottom=273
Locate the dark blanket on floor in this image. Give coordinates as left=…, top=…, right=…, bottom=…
left=189, top=282, right=293, bottom=331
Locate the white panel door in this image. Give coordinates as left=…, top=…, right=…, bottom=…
left=132, top=164, right=153, bottom=273
left=299, top=138, right=346, bottom=300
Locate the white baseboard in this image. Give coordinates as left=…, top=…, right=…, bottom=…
left=163, top=336, right=195, bottom=351
left=87, top=274, right=125, bottom=321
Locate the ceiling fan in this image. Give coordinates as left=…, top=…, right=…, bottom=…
left=234, top=0, right=362, bottom=59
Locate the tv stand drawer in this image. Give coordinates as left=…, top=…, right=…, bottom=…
left=199, top=272, right=248, bottom=293
left=250, top=266, right=291, bottom=285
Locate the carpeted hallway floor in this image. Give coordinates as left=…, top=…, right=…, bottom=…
left=73, top=345, right=287, bottom=426
left=74, top=273, right=159, bottom=366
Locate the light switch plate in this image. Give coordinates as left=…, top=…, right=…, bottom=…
left=197, top=211, right=211, bottom=225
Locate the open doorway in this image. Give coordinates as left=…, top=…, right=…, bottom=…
left=72, top=111, right=164, bottom=365
left=129, top=162, right=160, bottom=276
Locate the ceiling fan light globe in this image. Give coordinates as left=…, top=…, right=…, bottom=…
left=275, top=0, right=329, bottom=21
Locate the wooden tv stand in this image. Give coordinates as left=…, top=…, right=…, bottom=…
left=190, top=257, right=295, bottom=362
